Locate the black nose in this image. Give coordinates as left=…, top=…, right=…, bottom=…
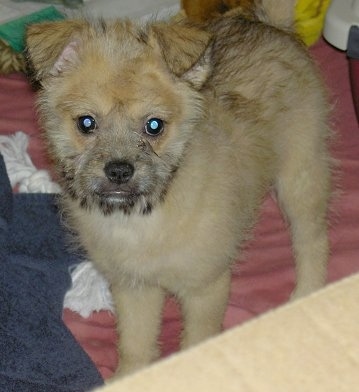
left=104, top=160, right=134, bottom=184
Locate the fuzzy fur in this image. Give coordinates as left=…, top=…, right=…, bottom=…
left=181, top=0, right=295, bottom=28
left=181, top=0, right=256, bottom=22
left=26, top=4, right=332, bottom=377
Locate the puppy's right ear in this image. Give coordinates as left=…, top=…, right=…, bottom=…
left=26, top=20, right=86, bottom=81
left=148, top=23, right=212, bottom=89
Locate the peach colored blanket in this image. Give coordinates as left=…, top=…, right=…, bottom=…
left=1, top=37, right=358, bottom=379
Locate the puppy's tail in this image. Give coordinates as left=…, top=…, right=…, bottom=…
left=254, top=0, right=296, bottom=30
left=182, top=0, right=296, bottom=30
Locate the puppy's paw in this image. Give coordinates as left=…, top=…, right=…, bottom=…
left=290, top=283, right=325, bottom=301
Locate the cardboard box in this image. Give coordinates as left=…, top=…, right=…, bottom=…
left=97, top=273, right=359, bottom=391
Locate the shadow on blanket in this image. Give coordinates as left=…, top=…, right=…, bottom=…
left=0, top=154, right=103, bottom=391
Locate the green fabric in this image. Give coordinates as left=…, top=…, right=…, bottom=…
left=0, top=6, right=64, bottom=52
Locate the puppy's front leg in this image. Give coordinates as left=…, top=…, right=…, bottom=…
left=111, top=284, right=165, bottom=376
left=180, top=270, right=231, bottom=349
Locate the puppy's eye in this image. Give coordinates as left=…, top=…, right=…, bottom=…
left=77, top=115, right=97, bottom=134
left=145, top=118, right=164, bottom=136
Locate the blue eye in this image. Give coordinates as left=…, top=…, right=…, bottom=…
left=145, top=118, right=164, bottom=136
left=77, top=115, right=97, bottom=134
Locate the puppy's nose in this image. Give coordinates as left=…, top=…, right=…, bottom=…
left=104, top=160, right=134, bottom=184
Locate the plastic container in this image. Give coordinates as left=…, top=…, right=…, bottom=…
left=324, top=0, right=359, bottom=122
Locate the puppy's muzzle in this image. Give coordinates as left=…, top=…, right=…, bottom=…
left=104, top=160, right=134, bottom=184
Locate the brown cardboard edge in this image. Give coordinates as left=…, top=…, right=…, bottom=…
left=96, top=273, right=359, bottom=392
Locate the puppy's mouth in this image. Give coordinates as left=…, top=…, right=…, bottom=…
left=85, top=175, right=157, bottom=215
left=93, top=180, right=141, bottom=202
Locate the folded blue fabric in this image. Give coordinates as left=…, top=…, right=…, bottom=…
left=0, top=154, right=104, bottom=391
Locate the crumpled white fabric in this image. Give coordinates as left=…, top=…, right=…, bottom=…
left=64, top=261, right=114, bottom=317
left=0, top=131, right=60, bottom=193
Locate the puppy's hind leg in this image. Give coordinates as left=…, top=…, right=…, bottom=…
left=275, top=131, right=332, bottom=300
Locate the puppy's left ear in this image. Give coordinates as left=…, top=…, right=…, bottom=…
left=149, top=23, right=212, bottom=89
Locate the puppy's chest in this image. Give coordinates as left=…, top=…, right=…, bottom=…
left=82, top=210, right=193, bottom=285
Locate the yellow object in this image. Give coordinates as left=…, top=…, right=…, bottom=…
left=295, top=0, right=331, bottom=46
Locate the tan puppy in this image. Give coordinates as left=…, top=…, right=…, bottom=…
left=26, top=1, right=332, bottom=376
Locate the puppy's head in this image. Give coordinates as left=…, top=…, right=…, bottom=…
left=26, top=19, right=211, bottom=215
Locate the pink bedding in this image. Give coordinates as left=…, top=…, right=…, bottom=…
left=1, top=37, right=358, bottom=380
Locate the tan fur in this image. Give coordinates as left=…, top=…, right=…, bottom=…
left=181, top=0, right=256, bottom=22
left=26, top=7, right=332, bottom=377
left=181, top=0, right=295, bottom=28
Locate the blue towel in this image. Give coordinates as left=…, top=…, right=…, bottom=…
left=0, top=154, right=104, bottom=391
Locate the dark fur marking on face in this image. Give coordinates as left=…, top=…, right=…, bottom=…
left=97, top=197, right=136, bottom=216
left=141, top=202, right=153, bottom=215
left=100, top=203, right=115, bottom=216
